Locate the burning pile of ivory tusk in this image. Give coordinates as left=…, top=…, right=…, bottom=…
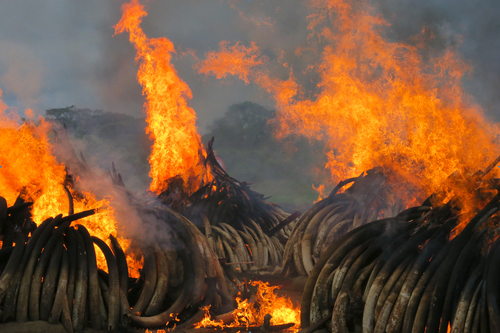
left=299, top=160, right=500, bottom=333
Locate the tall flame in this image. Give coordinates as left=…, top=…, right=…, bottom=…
left=114, top=0, right=204, bottom=194
left=0, top=89, right=139, bottom=276
left=196, top=0, right=500, bottom=204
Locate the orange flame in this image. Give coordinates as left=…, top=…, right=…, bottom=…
left=197, top=0, right=500, bottom=206
left=194, top=306, right=225, bottom=329
left=196, top=41, right=265, bottom=84
left=196, top=281, right=300, bottom=331
left=114, top=0, right=205, bottom=195
left=0, top=89, right=139, bottom=277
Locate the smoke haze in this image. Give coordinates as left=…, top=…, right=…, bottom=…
left=1, top=0, right=497, bottom=127
left=1, top=0, right=500, bottom=209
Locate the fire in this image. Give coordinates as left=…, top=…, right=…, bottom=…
left=194, top=306, right=225, bottom=329
left=196, top=41, right=265, bottom=84
left=114, top=0, right=206, bottom=195
left=0, top=89, right=139, bottom=277
left=196, top=0, right=500, bottom=207
left=196, top=281, right=300, bottom=331
left=242, top=281, right=300, bottom=328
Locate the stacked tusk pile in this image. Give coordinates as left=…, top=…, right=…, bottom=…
left=203, top=214, right=286, bottom=278
left=282, top=168, right=401, bottom=278
left=0, top=194, right=239, bottom=332
left=0, top=125, right=298, bottom=332
left=121, top=206, right=235, bottom=331
left=180, top=138, right=296, bottom=273
left=0, top=197, right=115, bottom=333
left=300, top=161, right=500, bottom=333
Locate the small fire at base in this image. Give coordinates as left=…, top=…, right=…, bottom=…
left=195, top=281, right=300, bottom=331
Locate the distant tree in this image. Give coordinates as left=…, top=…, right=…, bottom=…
left=45, top=106, right=152, bottom=192
left=46, top=106, right=100, bottom=127
left=203, top=101, right=328, bottom=211
left=207, top=101, right=274, bottom=148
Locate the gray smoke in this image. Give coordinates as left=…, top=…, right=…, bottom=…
left=2, top=0, right=498, bottom=126
left=1, top=0, right=500, bottom=213
left=377, top=0, right=500, bottom=121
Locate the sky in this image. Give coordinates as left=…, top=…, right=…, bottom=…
left=1, top=0, right=500, bottom=133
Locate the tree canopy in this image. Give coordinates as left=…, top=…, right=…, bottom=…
left=203, top=101, right=328, bottom=211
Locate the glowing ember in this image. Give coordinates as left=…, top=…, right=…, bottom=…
left=0, top=89, right=139, bottom=277
left=197, top=0, right=500, bottom=209
left=196, top=281, right=300, bottom=331
left=114, top=0, right=206, bottom=195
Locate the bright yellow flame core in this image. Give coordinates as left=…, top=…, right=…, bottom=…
left=114, top=0, right=204, bottom=194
